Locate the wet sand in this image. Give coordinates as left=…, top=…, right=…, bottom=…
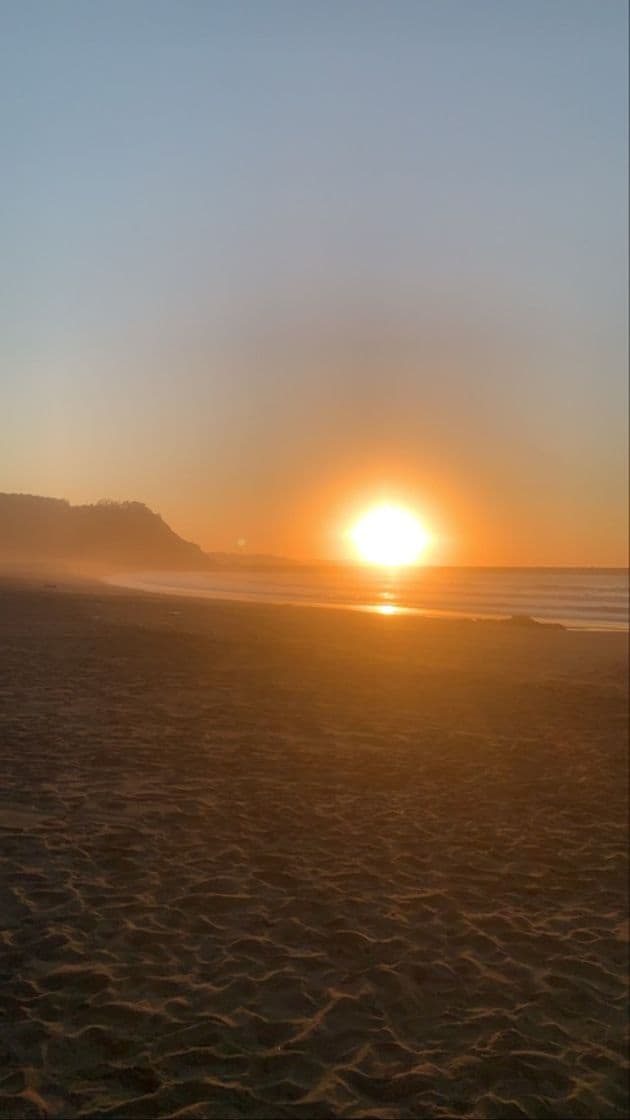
left=0, top=580, right=628, bottom=1118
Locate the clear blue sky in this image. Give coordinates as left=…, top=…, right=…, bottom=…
left=1, top=1, right=627, bottom=563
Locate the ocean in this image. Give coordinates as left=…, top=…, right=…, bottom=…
left=109, top=566, right=629, bottom=630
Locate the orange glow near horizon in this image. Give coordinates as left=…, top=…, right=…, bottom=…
left=349, top=504, right=431, bottom=567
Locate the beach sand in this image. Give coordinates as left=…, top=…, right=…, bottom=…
left=0, top=580, right=627, bottom=1119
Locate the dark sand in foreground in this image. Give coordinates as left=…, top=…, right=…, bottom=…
left=0, top=580, right=628, bottom=1119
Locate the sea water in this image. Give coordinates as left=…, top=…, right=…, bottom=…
left=108, top=566, right=629, bottom=630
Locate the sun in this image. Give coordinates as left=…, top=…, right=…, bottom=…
left=349, top=504, right=430, bottom=567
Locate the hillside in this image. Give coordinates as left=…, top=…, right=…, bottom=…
left=0, top=494, right=208, bottom=570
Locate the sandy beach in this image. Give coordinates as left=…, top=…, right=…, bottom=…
left=0, top=579, right=627, bottom=1119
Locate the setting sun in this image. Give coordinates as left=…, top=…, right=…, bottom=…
left=349, top=504, right=430, bottom=567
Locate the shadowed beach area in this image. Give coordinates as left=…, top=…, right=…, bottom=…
left=0, top=579, right=628, bottom=1119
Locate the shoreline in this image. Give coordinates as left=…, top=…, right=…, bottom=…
left=103, top=570, right=630, bottom=633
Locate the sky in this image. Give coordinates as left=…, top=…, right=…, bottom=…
left=1, top=0, right=627, bottom=565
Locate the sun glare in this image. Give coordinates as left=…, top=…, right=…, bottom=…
left=350, top=504, right=430, bottom=567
